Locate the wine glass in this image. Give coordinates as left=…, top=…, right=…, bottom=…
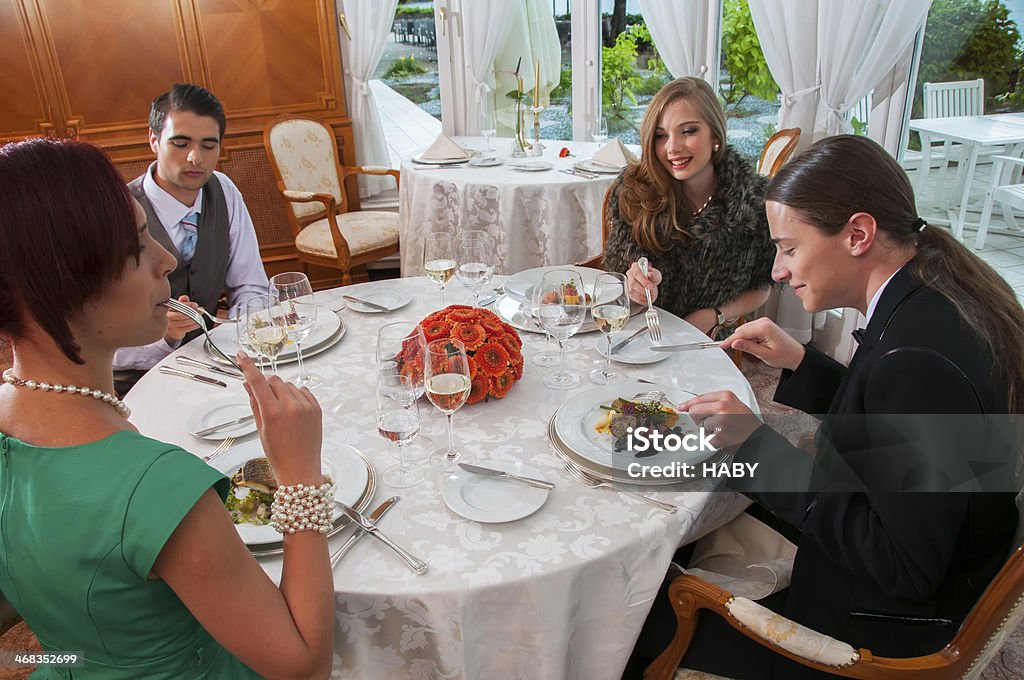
left=480, top=96, right=497, bottom=152
left=424, top=338, right=473, bottom=469
left=243, top=295, right=287, bottom=375
left=376, top=322, right=434, bottom=461
left=376, top=373, right=426, bottom=488
left=589, top=272, right=629, bottom=384
left=423, top=231, right=456, bottom=307
left=591, top=114, right=609, bottom=144
left=455, top=230, right=495, bottom=307
left=270, top=272, right=319, bottom=389
left=536, top=270, right=586, bottom=390
left=528, top=282, right=559, bottom=367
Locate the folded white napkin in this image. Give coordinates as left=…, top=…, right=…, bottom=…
left=420, top=133, right=471, bottom=161
left=589, top=138, right=636, bottom=169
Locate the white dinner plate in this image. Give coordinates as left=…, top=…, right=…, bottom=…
left=206, top=306, right=343, bottom=361
left=344, top=289, right=412, bottom=313
left=595, top=330, right=669, bottom=365
left=494, top=294, right=604, bottom=335
left=443, top=461, right=549, bottom=523
left=412, top=153, right=471, bottom=165
left=187, top=398, right=257, bottom=440
left=575, top=159, right=623, bottom=174
left=508, top=160, right=553, bottom=172
left=211, top=438, right=371, bottom=547
left=469, top=156, right=504, bottom=167
left=504, top=265, right=604, bottom=304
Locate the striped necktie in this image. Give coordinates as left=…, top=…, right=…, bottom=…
left=179, top=211, right=199, bottom=262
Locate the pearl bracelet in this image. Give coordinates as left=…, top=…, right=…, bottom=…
left=270, top=482, right=334, bottom=535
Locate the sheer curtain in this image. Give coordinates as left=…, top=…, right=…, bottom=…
left=638, top=0, right=718, bottom=81
left=463, top=0, right=515, bottom=135
left=339, top=0, right=399, bottom=197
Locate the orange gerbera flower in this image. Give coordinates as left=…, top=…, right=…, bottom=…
left=422, top=318, right=452, bottom=342
left=475, top=341, right=510, bottom=377
left=447, top=307, right=479, bottom=323
left=490, top=372, right=514, bottom=398
left=500, top=322, right=521, bottom=343
left=480, top=318, right=505, bottom=336
left=467, top=376, right=489, bottom=404
left=452, top=323, right=487, bottom=351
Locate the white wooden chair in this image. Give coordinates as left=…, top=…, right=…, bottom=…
left=842, top=91, right=873, bottom=133
left=975, top=151, right=1024, bottom=249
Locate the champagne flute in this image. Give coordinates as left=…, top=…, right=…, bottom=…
left=480, top=96, right=497, bottom=153
left=591, top=114, right=609, bottom=144
left=423, top=231, right=456, bottom=307
left=270, top=272, right=319, bottom=389
left=455, top=230, right=495, bottom=307
left=243, top=295, right=287, bottom=375
left=537, top=270, right=586, bottom=390
left=425, top=338, right=473, bottom=469
left=529, top=282, right=559, bottom=367
left=376, top=322, right=434, bottom=461
left=377, top=373, right=426, bottom=488
left=589, top=272, right=629, bottom=384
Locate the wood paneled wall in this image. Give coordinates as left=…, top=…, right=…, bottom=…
left=1, top=0, right=356, bottom=287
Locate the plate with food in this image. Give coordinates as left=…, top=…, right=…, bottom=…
left=495, top=294, right=610, bottom=335
left=205, top=306, right=344, bottom=364
left=210, top=438, right=373, bottom=550
left=503, top=265, right=603, bottom=305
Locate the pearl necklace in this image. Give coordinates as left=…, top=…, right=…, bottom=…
left=692, top=194, right=714, bottom=217
left=2, top=368, right=131, bottom=418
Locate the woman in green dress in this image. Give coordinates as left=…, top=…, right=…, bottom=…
left=0, top=138, right=334, bottom=679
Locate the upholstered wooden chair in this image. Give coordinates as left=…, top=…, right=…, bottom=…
left=757, top=128, right=801, bottom=178
left=645, top=492, right=1024, bottom=680
left=264, top=114, right=400, bottom=285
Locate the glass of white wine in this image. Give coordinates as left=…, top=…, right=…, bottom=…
left=423, top=231, right=456, bottom=307
left=377, top=373, right=425, bottom=488
left=589, top=272, right=629, bottom=384
left=455, top=230, right=495, bottom=307
left=536, top=270, right=586, bottom=390
left=243, top=295, right=287, bottom=375
left=270, top=272, right=318, bottom=389
left=376, top=322, right=434, bottom=461
left=424, top=338, right=473, bottom=469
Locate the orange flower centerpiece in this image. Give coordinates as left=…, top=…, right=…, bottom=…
left=413, top=305, right=524, bottom=404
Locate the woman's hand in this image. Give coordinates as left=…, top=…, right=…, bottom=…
left=164, top=294, right=200, bottom=343
left=237, top=351, right=323, bottom=485
left=720, top=317, right=805, bottom=371
left=626, top=261, right=662, bottom=305
left=678, top=390, right=761, bottom=452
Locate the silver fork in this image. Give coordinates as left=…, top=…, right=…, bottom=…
left=195, top=307, right=237, bottom=325
left=162, top=299, right=241, bottom=371
left=636, top=257, right=662, bottom=343
left=202, top=436, right=235, bottom=463
left=563, top=463, right=677, bottom=513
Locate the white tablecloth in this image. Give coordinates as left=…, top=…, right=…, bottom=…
left=124, top=278, right=755, bottom=680
left=399, top=137, right=632, bottom=277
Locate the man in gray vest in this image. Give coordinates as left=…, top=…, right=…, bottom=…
left=114, top=84, right=269, bottom=393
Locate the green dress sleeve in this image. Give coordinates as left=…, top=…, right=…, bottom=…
left=121, top=448, right=231, bottom=579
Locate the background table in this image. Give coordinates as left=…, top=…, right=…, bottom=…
left=124, top=277, right=755, bottom=680
left=399, top=137, right=635, bottom=277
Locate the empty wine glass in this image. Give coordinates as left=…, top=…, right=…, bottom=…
left=377, top=373, right=426, bottom=488
left=243, top=295, right=287, bottom=375
left=423, top=231, right=456, bottom=307
left=270, top=272, right=319, bottom=388
left=529, top=282, right=559, bottom=367
left=424, top=338, right=473, bottom=469
left=591, top=114, right=608, bottom=144
left=589, top=272, right=629, bottom=384
left=455, top=230, right=495, bottom=307
left=376, top=322, right=434, bottom=461
left=537, top=270, right=586, bottom=390
left=480, top=96, right=497, bottom=152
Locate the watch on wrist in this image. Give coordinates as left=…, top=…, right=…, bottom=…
left=714, top=306, right=727, bottom=327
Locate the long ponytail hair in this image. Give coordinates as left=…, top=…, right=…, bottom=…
left=766, top=135, right=1024, bottom=414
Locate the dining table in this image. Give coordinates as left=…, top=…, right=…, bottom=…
left=398, top=136, right=637, bottom=278
left=124, top=275, right=756, bottom=680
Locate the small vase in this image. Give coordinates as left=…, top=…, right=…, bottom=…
left=511, top=100, right=528, bottom=157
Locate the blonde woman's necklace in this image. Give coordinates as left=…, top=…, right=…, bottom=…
left=692, top=194, right=714, bottom=217
left=2, top=368, right=130, bottom=418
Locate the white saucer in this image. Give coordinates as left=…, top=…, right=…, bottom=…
left=411, top=153, right=471, bottom=165
left=508, top=161, right=553, bottom=172
left=443, top=461, right=549, bottom=523
left=595, top=332, right=669, bottom=365
left=469, top=156, right=504, bottom=167
left=345, top=289, right=412, bottom=313
left=187, top=398, right=257, bottom=440
left=575, top=159, right=622, bottom=174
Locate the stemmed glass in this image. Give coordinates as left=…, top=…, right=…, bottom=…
left=591, top=114, right=609, bottom=144
left=480, top=96, right=497, bottom=152
left=270, top=272, right=319, bottom=389
left=423, top=231, right=456, bottom=307
left=243, top=295, right=287, bottom=375
left=376, top=373, right=426, bottom=488
left=424, top=338, right=473, bottom=469
left=529, top=282, right=559, bottom=367
left=537, top=270, right=586, bottom=390
left=455, top=230, right=495, bottom=307
left=376, top=322, right=434, bottom=461
left=589, top=272, right=629, bottom=384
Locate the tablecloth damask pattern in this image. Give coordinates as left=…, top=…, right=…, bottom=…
left=124, top=278, right=755, bottom=680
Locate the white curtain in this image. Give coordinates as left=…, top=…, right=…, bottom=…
left=637, top=0, right=714, bottom=80
left=339, top=0, right=399, bottom=197
left=463, top=0, right=516, bottom=135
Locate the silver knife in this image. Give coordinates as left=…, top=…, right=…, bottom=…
left=336, top=503, right=427, bottom=574
left=458, top=463, right=555, bottom=490
left=559, top=168, right=597, bottom=179
left=192, top=414, right=255, bottom=437
left=478, top=290, right=501, bottom=306
left=610, top=326, right=649, bottom=354
left=159, top=366, right=228, bottom=388
left=342, top=294, right=391, bottom=312
left=331, top=496, right=399, bottom=568
left=176, top=356, right=244, bottom=379
left=650, top=341, right=722, bottom=352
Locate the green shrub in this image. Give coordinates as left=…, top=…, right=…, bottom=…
left=394, top=6, right=432, bottom=19
left=720, top=0, right=779, bottom=110
left=601, top=24, right=645, bottom=117
left=383, top=56, right=427, bottom=80
left=550, top=65, right=573, bottom=101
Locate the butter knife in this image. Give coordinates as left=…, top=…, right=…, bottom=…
left=610, top=326, right=649, bottom=354
left=193, top=414, right=255, bottom=437
left=342, top=294, right=391, bottom=312
left=176, top=356, right=244, bottom=379
left=159, top=366, right=228, bottom=388
left=336, top=503, right=428, bottom=574
left=650, top=341, right=722, bottom=352
left=331, top=496, right=399, bottom=568
left=458, top=463, right=555, bottom=490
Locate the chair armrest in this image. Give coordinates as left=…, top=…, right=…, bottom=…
left=992, top=155, right=1024, bottom=168
left=988, top=155, right=1024, bottom=189
left=340, top=166, right=401, bottom=190
left=281, top=190, right=336, bottom=210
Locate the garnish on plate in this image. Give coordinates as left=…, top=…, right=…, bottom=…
left=595, top=397, right=684, bottom=456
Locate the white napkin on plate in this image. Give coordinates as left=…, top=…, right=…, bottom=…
left=420, top=133, right=471, bottom=161
left=589, top=138, right=636, bottom=169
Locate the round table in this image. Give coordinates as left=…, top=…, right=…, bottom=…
left=399, top=137, right=634, bottom=277
left=124, top=277, right=754, bottom=680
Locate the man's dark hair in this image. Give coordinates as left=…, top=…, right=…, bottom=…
left=149, top=83, right=227, bottom=140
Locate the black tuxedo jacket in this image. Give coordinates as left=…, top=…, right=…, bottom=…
left=732, top=265, right=1018, bottom=670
